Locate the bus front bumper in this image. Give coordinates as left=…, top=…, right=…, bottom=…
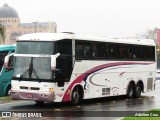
left=10, top=90, right=55, bottom=102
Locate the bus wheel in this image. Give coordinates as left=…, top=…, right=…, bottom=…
left=6, top=85, right=11, bottom=96
left=135, top=83, right=142, bottom=98
left=127, top=83, right=135, bottom=99
left=71, top=87, right=81, bottom=105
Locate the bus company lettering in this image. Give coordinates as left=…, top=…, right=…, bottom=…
left=11, top=112, right=42, bottom=117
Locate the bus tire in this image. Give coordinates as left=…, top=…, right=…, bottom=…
left=127, top=83, right=135, bottom=99
left=5, top=85, right=11, bottom=96
left=35, top=101, right=44, bottom=106
left=71, top=86, right=81, bottom=105
left=135, top=83, right=142, bottom=98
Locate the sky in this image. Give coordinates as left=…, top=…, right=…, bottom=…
left=1, top=0, right=160, bottom=37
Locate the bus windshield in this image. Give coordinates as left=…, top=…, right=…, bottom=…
left=16, top=41, right=55, bottom=54
left=13, top=57, right=52, bottom=80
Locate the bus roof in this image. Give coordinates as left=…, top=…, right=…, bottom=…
left=17, top=33, right=155, bottom=46
left=0, top=44, right=16, bottom=51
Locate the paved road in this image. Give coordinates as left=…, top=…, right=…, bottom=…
left=0, top=80, right=160, bottom=120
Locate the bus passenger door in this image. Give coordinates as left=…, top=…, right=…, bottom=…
left=56, top=56, right=72, bottom=87
left=55, top=39, right=73, bottom=87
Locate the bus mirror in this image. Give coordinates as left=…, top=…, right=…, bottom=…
left=51, top=53, right=60, bottom=70
left=4, top=53, right=14, bottom=71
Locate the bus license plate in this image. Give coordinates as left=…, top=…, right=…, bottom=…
left=26, top=93, right=32, bottom=98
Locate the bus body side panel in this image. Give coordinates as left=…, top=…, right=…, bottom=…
left=0, top=47, right=15, bottom=96
left=64, top=60, right=156, bottom=101
left=11, top=60, right=156, bottom=102
left=0, top=66, right=13, bottom=96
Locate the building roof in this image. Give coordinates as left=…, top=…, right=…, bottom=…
left=19, top=22, right=56, bottom=27
left=0, top=4, right=19, bottom=18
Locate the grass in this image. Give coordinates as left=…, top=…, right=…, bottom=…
left=122, top=109, right=160, bottom=120
left=0, top=96, right=11, bottom=100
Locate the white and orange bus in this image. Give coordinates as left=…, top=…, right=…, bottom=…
left=6, top=32, right=156, bottom=105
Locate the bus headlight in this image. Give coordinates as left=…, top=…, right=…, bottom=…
left=12, top=85, right=19, bottom=89
left=49, top=88, right=54, bottom=92
left=43, top=88, right=54, bottom=92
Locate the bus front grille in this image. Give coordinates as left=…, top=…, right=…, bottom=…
left=20, top=86, right=40, bottom=91
left=20, top=86, right=28, bottom=90
left=31, top=87, right=40, bottom=90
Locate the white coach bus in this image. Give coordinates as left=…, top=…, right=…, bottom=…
left=6, top=32, right=156, bottom=105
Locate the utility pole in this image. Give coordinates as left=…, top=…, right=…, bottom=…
left=32, top=22, right=38, bottom=33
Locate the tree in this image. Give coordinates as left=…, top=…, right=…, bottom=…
left=146, top=28, right=157, bottom=40
left=0, top=24, right=5, bottom=44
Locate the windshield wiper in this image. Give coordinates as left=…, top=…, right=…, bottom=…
left=28, top=57, right=33, bottom=79
left=18, top=57, right=39, bottom=80
left=18, top=68, right=39, bottom=80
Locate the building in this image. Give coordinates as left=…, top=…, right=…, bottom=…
left=0, top=4, right=57, bottom=44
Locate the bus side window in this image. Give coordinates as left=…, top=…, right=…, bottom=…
left=76, top=41, right=91, bottom=58
left=96, top=43, right=105, bottom=58
left=83, top=45, right=91, bottom=57
left=0, top=51, right=9, bottom=71
left=76, top=44, right=83, bottom=57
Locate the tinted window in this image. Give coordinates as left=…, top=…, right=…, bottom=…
left=76, top=41, right=91, bottom=58
left=107, top=43, right=120, bottom=58
left=91, top=42, right=105, bottom=58
left=120, top=45, right=130, bottom=59
left=56, top=39, right=72, bottom=56
left=0, top=51, right=9, bottom=70
left=75, top=40, right=155, bottom=61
